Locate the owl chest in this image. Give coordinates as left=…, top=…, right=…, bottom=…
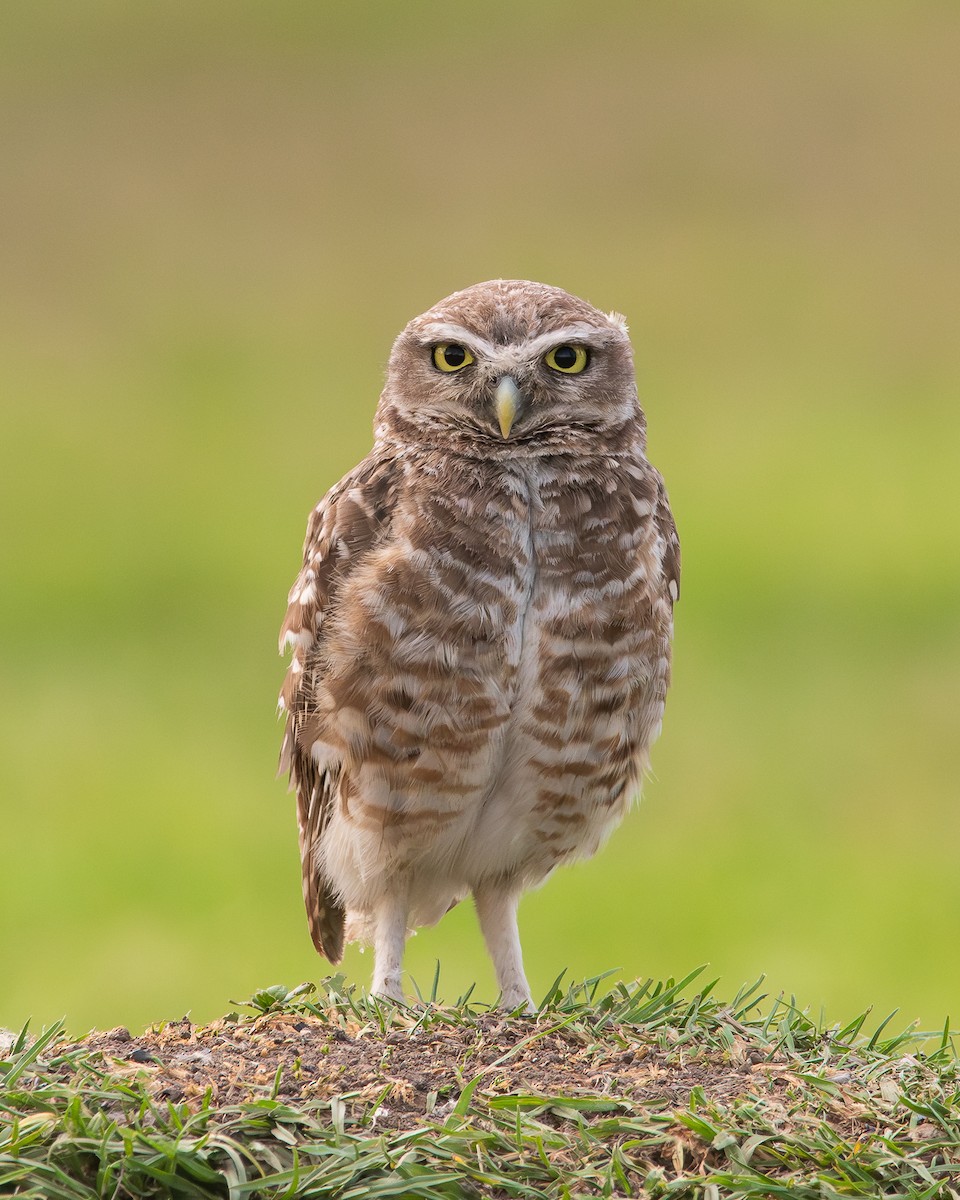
left=334, top=462, right=646, bottom=768
left=440, top=464, right=639, bottom=723
left=425, top=467, right=607, bottom=674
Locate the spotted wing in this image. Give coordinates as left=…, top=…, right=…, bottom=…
left=278, top=450, right=397, bottom=961
left=654, top=474, right=681, bottom=606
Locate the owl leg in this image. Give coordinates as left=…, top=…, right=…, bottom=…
left=474, top=882, right=534, bottom=1013
left=370, top=891, right=409, bottom=1003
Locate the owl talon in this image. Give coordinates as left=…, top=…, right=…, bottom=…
left=499, top=989, right=536, bottom=1016
left=371, top=981, right=406, bottom=1005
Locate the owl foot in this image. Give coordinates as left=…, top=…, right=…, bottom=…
left=371, top=979, right=406, bottom=1004
left=499, top=987, right=535, bottom=1015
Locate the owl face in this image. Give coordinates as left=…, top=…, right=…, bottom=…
left=377, top=280, right=642, bottom=455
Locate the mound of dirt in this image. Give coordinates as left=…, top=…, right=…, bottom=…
left=80, top=1009, right=802, bottom=1133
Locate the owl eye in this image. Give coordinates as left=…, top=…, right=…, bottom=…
left=544, top=344, right=589, bottom=374
left=432, top=343, right=474, bottom=372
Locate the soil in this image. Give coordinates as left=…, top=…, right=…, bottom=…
left=78, top=1008, right=808, bottom=1133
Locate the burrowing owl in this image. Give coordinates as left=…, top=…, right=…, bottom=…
left=279, top=280, right=679, bottom=1009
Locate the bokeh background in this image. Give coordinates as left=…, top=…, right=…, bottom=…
left=2, top=1, right=958, bottom=1038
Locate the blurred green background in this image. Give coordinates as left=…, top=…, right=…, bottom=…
left=2, top=1, right=958, bottom=1038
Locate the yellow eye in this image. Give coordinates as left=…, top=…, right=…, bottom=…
left=432, top=343, right=474, bottom=372
left=544, top=344, right=589, bottom=374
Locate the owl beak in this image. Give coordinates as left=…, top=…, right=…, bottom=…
left=495, top=376, right=520, bottom=439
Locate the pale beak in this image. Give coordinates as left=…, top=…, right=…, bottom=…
left=495, top=375, right=520, bottom=439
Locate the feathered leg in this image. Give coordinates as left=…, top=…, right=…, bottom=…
left=474, top=882, right=534, bottom=1012
left=370, top=890, right=409, bottom=1002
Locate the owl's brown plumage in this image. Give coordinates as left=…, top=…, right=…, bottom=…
left=279, top=280, right=679, bottom=1008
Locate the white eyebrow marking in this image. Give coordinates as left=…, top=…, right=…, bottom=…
left=523, top=323, right=621, bottom=357
left=417, top=322, right=498, bottom=358
left=418, top=320, right=622, bottom=364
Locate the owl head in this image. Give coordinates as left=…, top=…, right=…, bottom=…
left=375, top=280, right=644, bottom=457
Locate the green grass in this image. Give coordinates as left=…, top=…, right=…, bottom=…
left=3, top=972, right=959, bottom=1198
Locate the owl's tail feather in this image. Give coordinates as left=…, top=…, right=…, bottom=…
left=295, top=765, right=346, bottom=963
left=304, top=867, right=346, bottom=964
